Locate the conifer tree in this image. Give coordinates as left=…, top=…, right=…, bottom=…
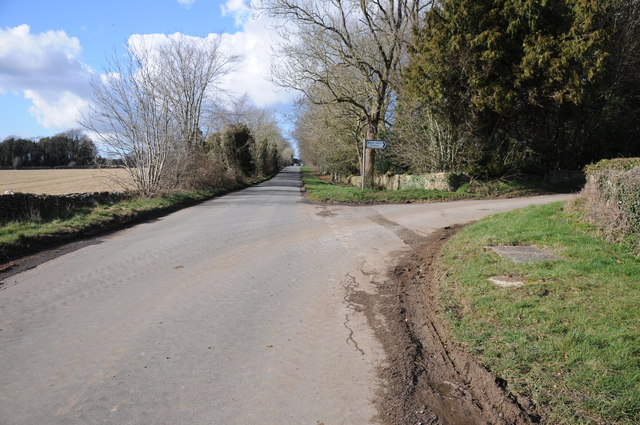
left=401, top=0, right=616, bottom=173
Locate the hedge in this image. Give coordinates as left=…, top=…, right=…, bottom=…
left=580, top=158, right=640, bottom=247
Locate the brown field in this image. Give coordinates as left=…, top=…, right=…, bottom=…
left=0, top=169, right=134, bottom=194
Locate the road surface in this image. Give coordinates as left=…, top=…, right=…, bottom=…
left=0, top=167, right=571, bottom=424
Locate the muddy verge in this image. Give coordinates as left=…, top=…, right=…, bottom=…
left=351, top=224, right=542, bottom=425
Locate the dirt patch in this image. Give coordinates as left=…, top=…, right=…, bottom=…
left=316, top=206, right=338, bottom=217
left=348, top=224, right=542, bottom=425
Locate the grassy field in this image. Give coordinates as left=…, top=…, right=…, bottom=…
left=0, top=169, right=133, bottom=194
left=439, top=202, right=640, bottom=424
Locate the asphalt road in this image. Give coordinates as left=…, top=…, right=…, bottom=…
left=0, top=167, right=572, bottom=424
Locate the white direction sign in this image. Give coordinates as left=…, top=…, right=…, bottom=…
left=365, top=139, right=387, bottom=149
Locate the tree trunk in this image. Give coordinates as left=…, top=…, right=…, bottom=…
left=364, top=123, right=377, bottom=189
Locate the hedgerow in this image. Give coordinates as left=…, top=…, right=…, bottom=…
left=575, top=158, right=640, bottom=250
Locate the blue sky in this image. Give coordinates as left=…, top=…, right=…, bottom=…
left=0, top=0, right=294, bottom=140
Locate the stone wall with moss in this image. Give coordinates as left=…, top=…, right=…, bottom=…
left=338, top=172, right=469, bottom=191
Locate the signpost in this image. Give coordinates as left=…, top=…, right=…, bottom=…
left=362, top=139, right=387, bottom=189
left=365, top=140, right=387, bottom=149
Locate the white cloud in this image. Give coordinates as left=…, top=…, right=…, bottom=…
left=128, top=8, right=295, bottom=110
left=25, top=90, right=90, bottom=128
left=177, top=0, right=196, bottom=8
left=218, top=4, right=295, bottom=107
left=0, top=25, right=93, bottom=129
left=99, top=72, right=121, bottom=84
left=220, top=0, right=252, bottom=26
left=0, top=10, right=294, bottom=134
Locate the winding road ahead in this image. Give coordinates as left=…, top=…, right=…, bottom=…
left=0, top=167, right=571, bottom=424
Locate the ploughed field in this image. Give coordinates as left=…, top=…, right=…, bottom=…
left=0, top=169, right=132, bottom=194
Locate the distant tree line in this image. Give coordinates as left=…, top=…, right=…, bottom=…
left=0, top=130, right=98, bottom=168
left=266, top=0, right=639, bottom=182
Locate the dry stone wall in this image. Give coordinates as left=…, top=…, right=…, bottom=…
left=339, top=172, right=469, bottom=191
left=338, top=170, right=584, bottom=191
left=0, top=191, right=129, bottom=222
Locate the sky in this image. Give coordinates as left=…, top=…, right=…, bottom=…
left=0, top=0, right=296, bottom=141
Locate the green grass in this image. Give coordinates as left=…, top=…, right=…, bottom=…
left=301, top=167, right=473, bottom=203
left=464, top=179, right=581, bottom=197
left=440, top=202, right=640, bottom=424
left=301, top=167, right=580, bottom=204
left=0, top=188, right=231, bottom=262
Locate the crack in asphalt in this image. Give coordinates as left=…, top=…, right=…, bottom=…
left=340, top=273, right=366, bottom=356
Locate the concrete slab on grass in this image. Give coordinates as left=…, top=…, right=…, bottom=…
left=490, top=245, right=560, bottom=263
left=489, top=276, right=526, bottom=288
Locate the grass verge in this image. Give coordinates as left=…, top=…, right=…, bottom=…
left=439, top=202, right=639, bottom=424
left=0, top=185, right=243, bottom=263
left=301, top=167, right=473, bottom=203
left=301, top=167, right=580, bottom=204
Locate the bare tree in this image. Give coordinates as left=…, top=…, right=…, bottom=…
left=157, top=35, right=239, bottom=187
left=83, top=45, right=174, bottom=195
left=207, top=93, right=253, bottom=128
left=293, top=97, right=364, bottom=177
left=389, top=104, right=468, bottom=172
left=261, top=0, right=430, bottom=184
left=83, top=35, right=239, bottom=194
left=159, top=35, right=240, bottom=148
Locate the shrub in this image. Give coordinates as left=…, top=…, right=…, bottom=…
left=584, top=158, right=640, bottom=175
left=575, top=158, right=640, bottom=249
left=159, top=148, right=242, bottom=192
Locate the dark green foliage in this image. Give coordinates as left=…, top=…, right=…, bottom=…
left=253, top=138, right=280, bottom=177
left=400, top=0, right=640, bottom=174
left=213, top=123, right=256, bottom=177
left=0, top=137, right=37, bottom=168
left=38, top=132, right=97, bottom=166
left=0, top=131, right=97, bottom=168
left=256, top=139, right=270, bottom=176
left=269, top=142, right=280, bottom=174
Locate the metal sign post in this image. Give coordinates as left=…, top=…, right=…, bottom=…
left=362, top=140, right=387, bottom=190
left=361, top=139, right=366, bottom=189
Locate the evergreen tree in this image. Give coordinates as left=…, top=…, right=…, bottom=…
left=400, top=0, right=630, bottom=173
left=215, top=123, right=256, bottom=177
